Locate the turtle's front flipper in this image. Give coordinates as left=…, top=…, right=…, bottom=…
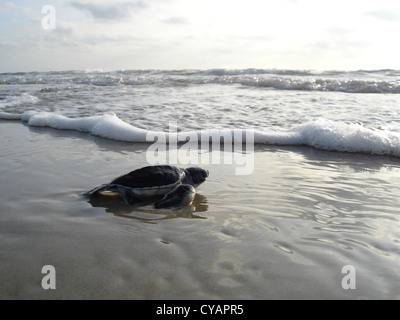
left=153, top=184, right=195, bottom=210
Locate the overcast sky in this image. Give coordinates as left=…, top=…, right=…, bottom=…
left=1, top=0, right=400, bottom=72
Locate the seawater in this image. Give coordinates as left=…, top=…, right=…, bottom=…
left=1, top=69, right=400, bottom=299
left=1, top=69, right=400, bottom=157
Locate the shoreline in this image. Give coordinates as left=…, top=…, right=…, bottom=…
left=1, top=121, right=400, bottom=299
left=2, top=110, right=400, bottom=159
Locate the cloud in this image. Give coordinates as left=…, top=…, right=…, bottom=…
left=366, top=10, right=400, bottom=22
left=161, top=16, right=190, bottom=25
left=69, top=1, right=148, bottom=20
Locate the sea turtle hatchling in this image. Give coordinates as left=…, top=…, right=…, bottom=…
left=83, top=165, right=209, bottom=209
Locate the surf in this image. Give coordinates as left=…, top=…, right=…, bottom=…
left=1, top=111, right=399, bottom=158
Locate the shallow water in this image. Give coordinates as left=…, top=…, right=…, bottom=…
left=1, top=122, right=400, bottom=299
left=2, top=70, right=400, bottom=160
left=2, top=70, right=400, bottom=132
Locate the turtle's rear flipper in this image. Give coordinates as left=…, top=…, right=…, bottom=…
left=82, top=184, right=109, bottom=197
left=153, top=184, right=195, bottom=210
left=117, top=187, right=145, bottom=206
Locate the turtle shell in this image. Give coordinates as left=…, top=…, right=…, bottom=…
left=108, top=165, right=185, bottom=197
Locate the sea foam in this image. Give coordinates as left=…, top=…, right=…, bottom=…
left=0, top=94, right=39, bottom=107
left=1, top=111, right=399, bottom=157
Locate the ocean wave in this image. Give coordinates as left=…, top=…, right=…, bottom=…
left=1, top=69, right=399, bottom=93
left=0, top=93, right=39, bottom=107
left=203, top=76, right=400, bottom=93
left=1, top=111, right=399, bottom=158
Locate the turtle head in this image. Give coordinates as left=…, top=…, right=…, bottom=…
left=184, top=167, right=209, bottom=188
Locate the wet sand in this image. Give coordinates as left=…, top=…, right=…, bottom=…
left=1, top=121, right=400, bottom=300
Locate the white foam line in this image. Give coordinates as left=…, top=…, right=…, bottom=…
left=1, top=111, right=399, bottom=157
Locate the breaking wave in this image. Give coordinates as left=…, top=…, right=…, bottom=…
left=1, top=69, right=400, bottom=93
left=1, top=111, right=399, bottom=157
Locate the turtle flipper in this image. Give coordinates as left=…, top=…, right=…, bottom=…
left=153, top=184, right=195, bottom=210
left=82, top=184, right=109, bottom=197
left=117, top=187, right=143, bottom=205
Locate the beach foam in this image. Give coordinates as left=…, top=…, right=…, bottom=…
left=1, top=111, right=399, bottom=157
left=0, top=93, right=39, bottom=107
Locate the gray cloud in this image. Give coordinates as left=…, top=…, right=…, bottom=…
left=161, top=16, right=190, bottom=25
left=366, top=10, right=400, bottom=22
left=70, top=1, right=148, bottom=20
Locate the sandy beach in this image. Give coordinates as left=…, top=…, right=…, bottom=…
left=1, top=120, right=400, bottom=300
left=3, top=0, right=400, bottom=302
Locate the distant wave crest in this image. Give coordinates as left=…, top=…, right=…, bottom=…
left=1, top=69, right=400, bottom=93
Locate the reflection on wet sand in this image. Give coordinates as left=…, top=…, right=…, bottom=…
left=87, top=193, right=208, bottom=223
